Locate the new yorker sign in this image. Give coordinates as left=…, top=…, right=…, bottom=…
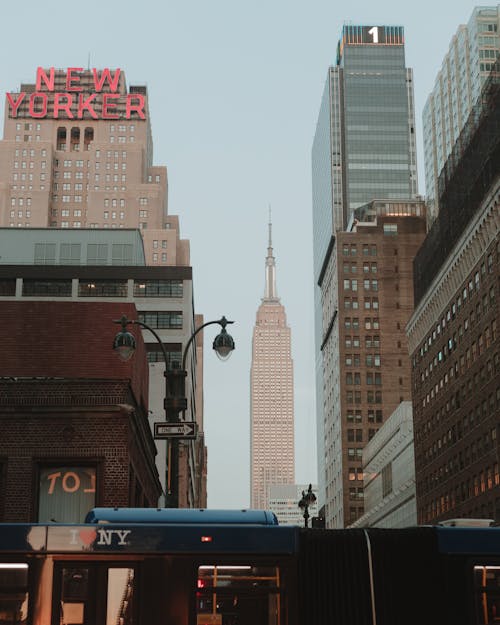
left=6, top=67, right=146, bottom=120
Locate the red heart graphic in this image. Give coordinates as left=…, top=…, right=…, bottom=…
left=79, top=529, right=97, bottom=545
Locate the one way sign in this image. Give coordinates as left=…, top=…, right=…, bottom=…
left=154, top=422, right=197, bottom=439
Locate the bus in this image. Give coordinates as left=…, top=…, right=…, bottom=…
left=0, top=508, right=499, bottom=625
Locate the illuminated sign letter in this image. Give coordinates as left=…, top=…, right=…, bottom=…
left=368, top=26, right=379, bottom=43
left=125, top=94, right=146, bottom=120
left=93, top=68, right=121, bottom=93
left=102, top=93, right=120, bottom=119
left=77, top=93, right=98, bottom=119
left=66, top=67, right=84, bottom=91
left=6, top=93, right=26, bottom=117
left=29, top=93, right=48, bottom=118
left=53, top=93, right=74, bottom=119
left=36, top=67, right=55, bottom=91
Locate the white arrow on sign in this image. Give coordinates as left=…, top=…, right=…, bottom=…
left=154, top=422, right=197, bottom=439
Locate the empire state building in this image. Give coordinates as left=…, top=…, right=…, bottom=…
left=250, top=219, right=294, bottom=510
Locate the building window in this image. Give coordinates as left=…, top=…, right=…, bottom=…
left=0, top=279, right=17, bottom=296
left=87, top=244, right=108, bottom=264
left=38, top=465, right=96, bottom=523
left=138, top=311, right=183, bottom=329
left=22, top=279, right=72, bottom=297
left=111, top=243, right=133, bottom=265
left=60, top=243, right=81, bottom=264
left=146, top=348, right=182, bottom=367
left=383, top=224, right=398, bottom=235
left=34, top=242, right=56, bottom=264
left=78, top=279, right=128, bottom=297
left=382, top=463, right=393, bottom=497
left=133, top=280, right=183, bottom=298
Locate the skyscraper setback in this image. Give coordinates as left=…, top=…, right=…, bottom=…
left=311, top=25, right=421, bottom=526
left=250, top=220, right=294, bottom=510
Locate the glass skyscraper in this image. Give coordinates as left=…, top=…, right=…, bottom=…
left=422, top=5, right=500, bottom=220
left=311, top=25, right=418, bottom=525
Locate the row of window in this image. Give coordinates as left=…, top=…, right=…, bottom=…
left=346, top=409, right=383, bottom=423
left=421, top=429, right=498, bottom=495
left=94, top=162, right=128, bottom=171
left=15, top=122, right=42, bottom=132
left=346, top=390, right=383, bottom=404
left=344, top=297, right=380, bottom=310
left=342, top=243, right=377, bottom=256
left=418, top=299, right=496, bottom=388
left=12, top=160, right=46, bottom=169
left=96, top=150, right=129, bottom=159
left=420, top=466, right=500, bottom=524
left=0, top=278, right=183, bottom=298
left=420, top=314, right=495, bottom=381
left=343, top=262, right=378, bottom=273
left=346, top=372, right=382, bottom=385
left=420, top=388, right=500, bottom=465
left=343, top=279, right=379, bottom=291
left=345, top=335, right=382, bottom=349
left=420, top=322, right=497, bottom=409
left=345, top=354, right=381, bottom=367
left=10, top=197, right=32, bottom=206
left=415, top=253, right=495, bottom=363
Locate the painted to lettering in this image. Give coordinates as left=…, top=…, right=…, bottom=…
left=46, top=471, right=96, bottom=494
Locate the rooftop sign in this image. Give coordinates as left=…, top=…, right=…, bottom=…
left=6, top=67, right=146, bottom=121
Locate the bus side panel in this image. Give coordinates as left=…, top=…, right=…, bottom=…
left=139, top=556, right=193, bottom=625
left=368, top=527, right=447, bottom=625
left=297, top=529, right=372, bottom=625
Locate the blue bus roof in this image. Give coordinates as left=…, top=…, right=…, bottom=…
left=84, top=507, right=279, bottom=525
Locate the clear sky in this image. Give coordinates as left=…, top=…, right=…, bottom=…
left=1, top=0, right=488, bottom=508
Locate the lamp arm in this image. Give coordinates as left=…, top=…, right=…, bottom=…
left=181, top=317, right=234, bottom=371
left=129, top=318, right=170, bottom=370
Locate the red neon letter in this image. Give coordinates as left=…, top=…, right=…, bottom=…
left=36, top=67, right=55, bottom=91
left=125, top=93, right=146, bottom=120
left=29, top=93, right=48, bottom=118
left=77, top=93, right=98, bottom=119
left=53, top=93, right=74, bottom=119
left=92, top=68, right=121, bottom=92
left=102, top=93, right=120, bottom=119
left=6, top=93, right=26, bottom=117
left=66, top=67, right=84, bottom=91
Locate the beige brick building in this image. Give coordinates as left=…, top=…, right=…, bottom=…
left=0, top=66, right=189, bottom=266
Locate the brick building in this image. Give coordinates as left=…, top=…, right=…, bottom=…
left=319, top=198, right=427, bottom=527
left=407, top=74, right=500, bottom=524
left=0, top=66, right=207, bottom=510
left=0, top=300, right=162, bottom=522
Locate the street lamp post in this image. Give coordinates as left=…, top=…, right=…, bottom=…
left=298, top=484, right=317, bottom=528
left=113, top=314, right=235, bottom=507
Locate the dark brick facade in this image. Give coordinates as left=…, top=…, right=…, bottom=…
left=0, top=301, right=161, bottom=522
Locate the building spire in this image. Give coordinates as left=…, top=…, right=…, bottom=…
left=264, top=206, right=279, bottom=302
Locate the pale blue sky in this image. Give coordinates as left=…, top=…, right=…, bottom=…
left=1, top=0, right=488, bottom=507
